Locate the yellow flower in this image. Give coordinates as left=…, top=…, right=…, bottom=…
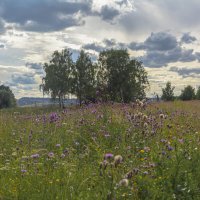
left=140, top=150, right=145, bottom=153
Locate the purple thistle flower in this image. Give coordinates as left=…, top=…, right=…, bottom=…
left=178, top=138, right=184, bottom=144
left=56, top=144, right=61, bottom=148
left=49, top=112, right=59, bottom=123
left=167, top=145, right=174, bottom=151
left=104, top=153, right=114, bottom=160
left=160, top=139, right=167, bottom=143
left=63, top=149, right=69, bottom=155
left=31, top=153, right=39, bottom=159
left=48, top=152, right=54, bottom=158
left=21, top=169, right=27, bottom=173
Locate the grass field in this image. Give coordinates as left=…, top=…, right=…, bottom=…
left=1, top=100, right=200, bottom=199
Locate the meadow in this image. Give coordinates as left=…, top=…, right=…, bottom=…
left=1, top=100, right=200, bottom=199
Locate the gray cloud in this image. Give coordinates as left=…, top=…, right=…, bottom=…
left=0, top=44, right=4, bottom=48
left=0, top=19, right=5, bottom=34
left=99, top=5, right=120, bottom=21
left=140, top=47, right=197, bottom=68
left=129, top=32, right=178, bottom=51
left=26, top=62, right=42, bottom=70
left=130, top=32, right=198, bottom=68
left=170, top=66, right=200, bottom=78
left=83, top=38, right=127, bottom=53
left=103, top=39, right=117, bottom=47
left=0, top=0, right=91, bottom=32
left=181, top=33, right=197, bottom=44
left=26, top=62, right=44, bottom=75
left=11, top=73, right=36, bottom=85
left=83, top=43, right=105, bottom=52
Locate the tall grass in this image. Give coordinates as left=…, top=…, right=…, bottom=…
left=1, top=101, right=200, bottom=199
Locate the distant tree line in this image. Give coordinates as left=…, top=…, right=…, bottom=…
left=161, top=81, right=200, bottom=101
left=0, top=85, right=16, bottom=109
left=41, top=48, right=149, bottom=107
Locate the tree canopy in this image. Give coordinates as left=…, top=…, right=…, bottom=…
left=196, top=86, right=200, bottom=100
left=72, top=50, right=97, bottom=105
left=41, top=49, right=74, bottom=108
left=97, top=49, right=149, bottom=102
left=0, top=85, right=16, bottom=109
left=161, top=81, right=175, bottom=101
left=41, top=48, right=149, bottom=106
left=179, top=85, right=195, bottom=101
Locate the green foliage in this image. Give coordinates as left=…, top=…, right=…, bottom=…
left=72, top=50, right=97, bottom=105
left=41, top=49, right=74, bottom=107
left=161, top=81, right=175, bottom=101
left=179, top=85, right=196, bottom=100
left=196, top=86, right=200, bottom=100
left=0, top=85, right=16, bottom=109
left=97, top=49, right=149, bottom=102
left=41, top=48, right=149, bottom=105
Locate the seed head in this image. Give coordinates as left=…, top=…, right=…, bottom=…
left=114, top=155, right=123, bottom=166
left=119, top=178, right=129, bottom=187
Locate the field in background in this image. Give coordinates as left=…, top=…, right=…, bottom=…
left=1, top=101, right=200, bottom=199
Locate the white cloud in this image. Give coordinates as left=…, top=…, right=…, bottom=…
left=1, top=0, right=200, bottom=98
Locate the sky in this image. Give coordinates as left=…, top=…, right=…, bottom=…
left=1, top=0, right=200, bottom=99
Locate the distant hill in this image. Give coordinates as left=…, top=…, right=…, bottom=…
left=17, top=97, right=78, bottom=107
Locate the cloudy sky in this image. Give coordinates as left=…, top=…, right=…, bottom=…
left=1, top=0, right=200, bottom=98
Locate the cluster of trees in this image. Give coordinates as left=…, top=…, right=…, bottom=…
left=161, top=81, right=200, bottom=101
left=0, top=85, right=16, bottom=109
left=41, top=48, right=149, bottom=107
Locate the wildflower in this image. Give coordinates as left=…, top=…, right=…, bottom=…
left=114, top=155, right=123, bottom=166
left=143, top=115, right=148, bottom=121
left=125, top=168, right=139, bottom=179
left=100, top=160, right=109, bottom=170
left=63, top=149, right=69, bottom=155
left=125, top=171, right=133, bottom=179
left=159, top=114, right=165, bottom=119
left=119, top=178, right=129, bottom=187
left=49, top=112, right=59, bottom=123
left=144, top=146, right=151, bottom=152
left=104, top=132, right=110, bottom=138
left=143, top=122, right=148, bottom=128
left=127, top=146, right=131, bottom=150
left=139, top=101, right=144, bottom=107
left=30, top=154, right=39, bottom=159
left=21, top=169, right=27, bottom=173
left=167, top=145, right=173, bottom=151
left=91, top=109, right=96, bottom=114
left=61, top=153, right=65, bottom=158
left=160, top=139, right=167, bottom=143
left=104, top=153, right=114, bottom=160
left=56, top=144, right=61, bottom=148
left=178, top=138, right=184, bottom=144
left=143, top=171, right=149, bottom=175
left=149, top=163, right=156, bottom=167
left=140, top=149, right=145, bottom=153
left=48, top=152, right=54, bottom=158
